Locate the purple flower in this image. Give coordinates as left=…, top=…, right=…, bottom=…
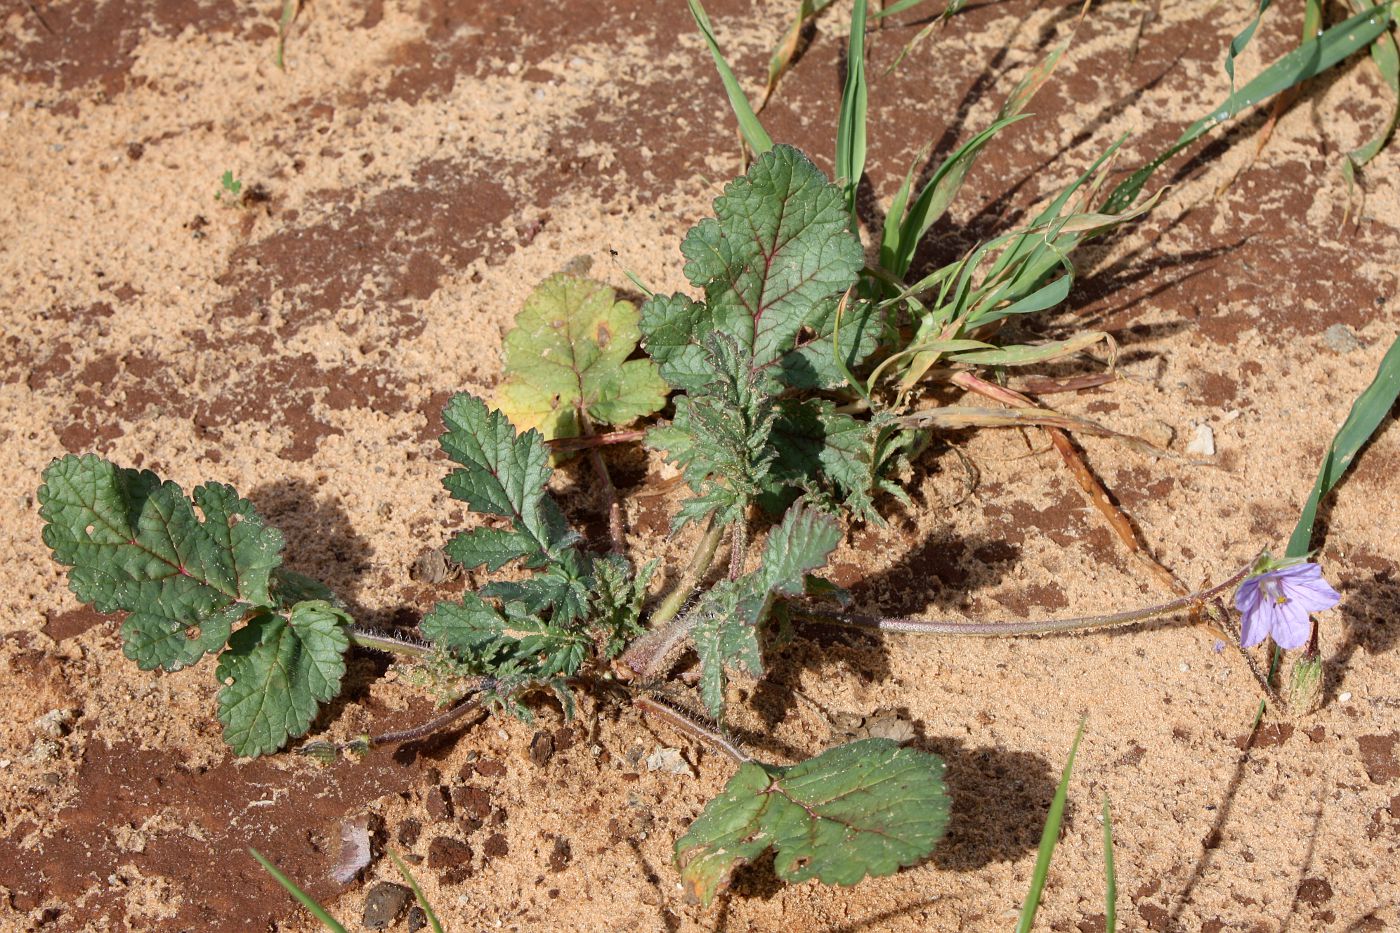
left=1234, top=560, right=1341, bottom=650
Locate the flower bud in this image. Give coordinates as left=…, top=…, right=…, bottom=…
left=1284, top=651, right=1324, bottom=716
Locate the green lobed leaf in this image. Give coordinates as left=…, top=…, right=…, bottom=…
left=494, top=275, right=667, bottom=440
left=675, top=738, right=949, bottom=905
left=590, top=556, right=657, bottom=658
left=752, top=499, right=844, bottom=596
left=647, top=335, right=778, bottom=530
left=421, top=593, right=590, bottom=680
left=38, top=454, right=283, bottom=671
left=479, top=548, right=593, bottom=626
left=216, top=600, right=351, bottom=757
left=693, top=580, right=764, bottom=720
left=640, top=145, right=865, bottom=394
left=439, top=393, right=577, bottom=570
left=765, top=399, right=880, bottom=517
left=691, top=503, right=841, bottom=720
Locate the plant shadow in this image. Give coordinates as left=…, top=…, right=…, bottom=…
left=712, top=731, right=1057, bottom=922
left=918, top=735, right=1059, bottom=871
left=248, top=478, right=395, bottom=710
left=754, top=520, right=1017, bottom=731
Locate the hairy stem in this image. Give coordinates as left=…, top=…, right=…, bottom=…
left=728, top=514, right=749, bottom=580
left=351, top=627, right=434, bottom=661
left=797, top=558, right=1255, bottom=637
left=579, top=410, right=625, bottom=554
left=634, top=694, right=750, bottom=764
left=619, top=518, right=724, bottom=677
left=367, top=692, right=486, bottom=747
left=546, top=429, right=646, bottom=452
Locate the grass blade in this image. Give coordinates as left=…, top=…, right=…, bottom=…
left=882, top=115, right=1030, bottom=276
left=1287, top=333, right=1400, bottom=556
left=760, top=0, right=837, bottom=112
left=1225, top=0, right=1275, bottom=94
left=390, top=850, right=445, bottom=933
left=872, top=0, right=929, bottom=17
left=1102, top=796, right=1118, bottom=933
left=275, top=0, right=298, bottom=70
left=836, top=0, right=869, bottom=214
left=880, top=0, right=974, bottom=73
left=886, top=3, right=1085, bottom=276
left=1015, top=719, right=1086, bottom=933
left=1104, top=3, right=1395, bottom=214
left=248, top=848, right=349, bottom=933
left=1341, top=0, right=1400, bottom=214
left=688, top=0, right=774, bottom=155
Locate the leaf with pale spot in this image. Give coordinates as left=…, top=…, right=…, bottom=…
left=495, top=275, right=667, bottom=439
left=676, top=739, right=950, bottom=906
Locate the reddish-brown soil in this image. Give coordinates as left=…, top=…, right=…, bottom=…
left=2, top=1, right=1397, bottom=931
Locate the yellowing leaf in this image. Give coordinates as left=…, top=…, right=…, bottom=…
left=495, top=275, right=667, bottom=440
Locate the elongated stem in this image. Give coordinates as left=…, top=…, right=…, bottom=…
left=728, top=515, right=748, bottom=580
left=634, top=694, right=750, bottom=764
left=619, top=519, right=724, bottom=677
left=797, top=559, right=1255, bottom=637
left=649, top=517, right=724, bottom=629
left=351, top=627, right=435, bottom=661
left=299, top=685, right=488, bottom=760
left=546, top=429, right=646, bottom=452
left=579, top=410, right=625, bottom=554
left=368, top=692, right=486, bottom=747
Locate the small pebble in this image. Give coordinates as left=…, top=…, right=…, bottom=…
left=1322, top=323, right=1362, bottom=354
left=646, top=747, right=695, bottom=778
left=1179, top=662, right=1191, bottom=673
left=1339, top=692, right=1352, bottom=703
left=361, top=882, right=412, bottom=931
left=1186, top=423, right=1215, bottom=457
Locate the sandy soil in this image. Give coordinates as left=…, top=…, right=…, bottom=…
left=1, top=0, right=1397, bottom=930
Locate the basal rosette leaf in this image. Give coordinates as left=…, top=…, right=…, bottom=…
left=590, top=555, right=657, bottom=658
left=440, top=393, right=577, bottom=570
left=494, top=275, right=668, bottom=439
left=646, top=335, right=777, bottom=530
left=215, top=600, right=351, bottom=757
left=675, top=739, right=949, bottom=906
left=421, top=593, right=590, bottom=679
left=38, top=454, right=283, bottom=671
left=692, top=503, right=840, bottom=720
left=640, top=145, right=865, bottom=392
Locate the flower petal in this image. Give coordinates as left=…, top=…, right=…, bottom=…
left=1270, top=599, right=1313, bottom=649
left=1239, top=596, right=1271, bottom=647
left=1281, top=573, right=1341, bottom=614
left=1234, top=577, right=1263, bottom=616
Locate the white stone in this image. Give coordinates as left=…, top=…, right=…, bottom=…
left=1186, top=423, right=1216, bottom=457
